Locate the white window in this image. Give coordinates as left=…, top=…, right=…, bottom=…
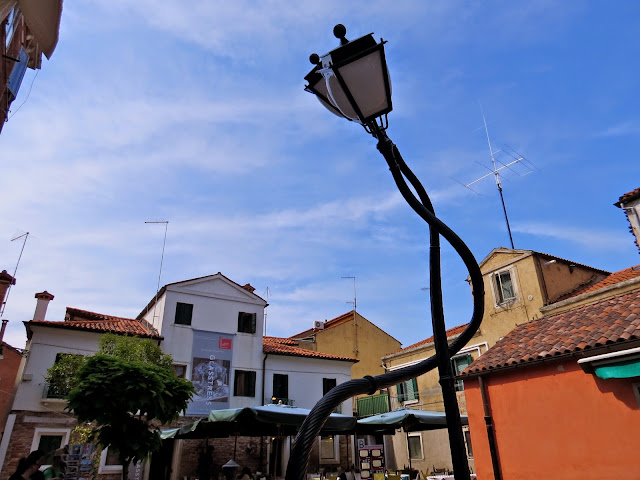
left=31, top=428, right=70, bottom=468
left=98, top=447, right=122, bottom=474
left=319, top=434, right=340, bottom=464
left=407, top=433, right=423, bottom=460
left=451, top=354, right=473, bottom=391
left=492, top=268, right=518, bottom=306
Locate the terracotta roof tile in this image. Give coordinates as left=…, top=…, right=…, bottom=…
left=27, top=307, right=161, bottom=339
left=464, top=288, right=640, bottom=375
left=616, top=187, right=640, bottom=205
left=263, top=336, right=357, bottom=362
left=386, top=323, right=469, bottom=356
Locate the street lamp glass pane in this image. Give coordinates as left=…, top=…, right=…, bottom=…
left=325, top=72, right=359, bottom=121
left=312, top=75, right=345, bottom=118
left=334, top=49, right=390, bottom=122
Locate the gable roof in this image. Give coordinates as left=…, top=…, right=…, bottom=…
left=263, top=336, right=358, bottom=362
left=463, top=288, right=640, bottom=376
left=566, top=265, right=640, bottom=299
left=137, top=272, right=267, bottom=319
left=615, top=187, right=640, bottom=206
left=478, top=247, right=609, bottom=275
left=26, top=307, right=162, bottom=340
left=290, top=310, right=400, bottom=344
left=383, top=323, right=469, bottom=359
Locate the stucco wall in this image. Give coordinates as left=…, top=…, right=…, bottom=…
left=465, top=360, right=640, bottom=479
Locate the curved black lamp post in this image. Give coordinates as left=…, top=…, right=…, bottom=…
left=287, top=25, right=485, bottom=480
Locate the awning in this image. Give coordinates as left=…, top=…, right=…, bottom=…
left=578, top=346, right=640, bottom=378
left=356, top=408, right=468, bottom=435
left=594, top=358, right=640, bottom=379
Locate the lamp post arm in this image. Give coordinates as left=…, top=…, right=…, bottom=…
left=286, top=131, right=485, bottom=480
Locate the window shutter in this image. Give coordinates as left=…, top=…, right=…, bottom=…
left=250, top=313, right=256, bottom=333
left=248, top=371, right=256, bottom=396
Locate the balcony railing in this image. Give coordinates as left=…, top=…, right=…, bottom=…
left=356, top=393, right=389, bottom=418
left=42, top=383, right=70, bottom=400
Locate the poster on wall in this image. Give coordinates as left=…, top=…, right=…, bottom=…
left=186, top=330, right=234, bottom=415
left=358, top=445, right=384, bottom=479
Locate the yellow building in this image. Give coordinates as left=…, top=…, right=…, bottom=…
left=290, top=310, right=402, bottom=415
left=379, top=248, right=609, bottom=475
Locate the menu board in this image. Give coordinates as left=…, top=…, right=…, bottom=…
left=359, top=445, right=384, bottom=479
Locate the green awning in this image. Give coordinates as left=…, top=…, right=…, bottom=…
left=594, top=358, right=640, bottom=379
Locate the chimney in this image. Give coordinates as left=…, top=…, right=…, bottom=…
left=34, top=291, right=54, bottom=320
left=0, top=270, right=16, bottom=312
left=242, top=283, right=256, bottom=293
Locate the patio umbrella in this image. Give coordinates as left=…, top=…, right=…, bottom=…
left=356, top=408, right=468, bottom=435
left=160, top=404, right=356, bottom=439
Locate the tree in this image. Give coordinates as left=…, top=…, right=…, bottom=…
left=66, top=335, right=194, bottom=479
left=45, top=353, right=85, bottom=398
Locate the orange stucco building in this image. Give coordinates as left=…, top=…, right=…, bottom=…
left=462, top=267, right=640, bottom=479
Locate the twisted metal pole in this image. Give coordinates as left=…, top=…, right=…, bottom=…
left=286, top=129, right=485, bottom=480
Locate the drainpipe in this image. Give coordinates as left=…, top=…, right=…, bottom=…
left=261, top=353, right=269, bottom=471
left=478, top=376, right=502, bottom=480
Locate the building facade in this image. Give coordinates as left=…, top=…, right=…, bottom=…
left=380, top=248, right=609, bottom=475
left=462, top=267, right=640, bottom=480
left=0, top=273, right=356, bottom=480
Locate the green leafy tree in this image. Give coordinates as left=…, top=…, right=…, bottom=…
left=45, top=353, right=86, bottom=397
left=66, top=335, right=194, bottom=478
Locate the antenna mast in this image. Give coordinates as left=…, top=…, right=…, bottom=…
left=145, top=221, right=169, bottom=324
left=1, top=231, right=29, bottom=317
left=263, top=287, right=270, bottom=336
left=342, top=276, right=357, bottom=355
left=462, top=105, right=533, bottom=249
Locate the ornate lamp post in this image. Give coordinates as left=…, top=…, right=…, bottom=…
left=287, top=26, right=485, bottom=480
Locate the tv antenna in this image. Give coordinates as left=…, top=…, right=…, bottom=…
left=341, top=276, right=358, bottom=355
left=145, top=220, right=168, bottom=323
left=1, top=231, right=29, bottom=317
left=263, top=287, right=270, bottom=335
left=456, top=105, right=534, bottom=249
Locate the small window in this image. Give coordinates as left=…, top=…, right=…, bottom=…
left=397, top=378, right=419, bottom=403
left=237, top=312, right=256, bottom=333
left=174, top=364, right=187, bottom=378
left=407, top=433, right=423, bottom=460
left=320, top=435, right=340, bottom=462
left=463, top=427, right=473, bottom=458
left=451, top=354, right=473, bottom=391
left=98, top=447, right=122, bottom=474
left=31, top=428, right=70, bottom=468
left=493, top=269, right=517, bottom=305
left=273, top=374, right=288, bottom=401
left=233, top=370, right=256, bottom=397
left=175, top=302, right=193, bottom=325
left=323, top=378, right=337, bottom=396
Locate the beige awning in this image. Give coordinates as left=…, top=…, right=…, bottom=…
left=1, top=0, right=63, bottom=59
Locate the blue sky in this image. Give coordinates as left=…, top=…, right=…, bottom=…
left=1, top=1, right=639, bottom=351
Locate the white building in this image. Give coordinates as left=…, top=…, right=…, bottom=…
left=0, top=273, right=357, bottom=480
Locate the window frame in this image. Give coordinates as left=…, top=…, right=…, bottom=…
left=98, top=447, right=122, bottom=474
left=237, top=312, right=257, bottom=334
left=30, top=427, right=70, bottom=469
left=174, top=364, right=187, bottom=379
left=491, top=267, right=518, bottom=307
left=233, top=369, right=256, bottom=397
left=462, top=426, right=473, bottom=459
left=319, top=434, right=340, bottom=464
left=407, top=433, right=424, bottom=460
left=272, top=373, right=288, bottom=401
left=397, top=377, right=419, bottom=405
left=174, top=302, right=193, bottom=326
left=451, top=353, right=473, bottom=392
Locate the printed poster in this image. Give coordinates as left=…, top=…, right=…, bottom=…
left=186, top=330, right=233, bottom=415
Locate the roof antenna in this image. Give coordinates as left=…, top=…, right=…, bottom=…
left=1, top=231, right=29, bottom=317
left=456, top=104, right=534, bottom=249
left=263, top=287, right=270, bottom=336
left=145, top=221, right=168, bottom=325
left=342, top=276, right=358, bottom=355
